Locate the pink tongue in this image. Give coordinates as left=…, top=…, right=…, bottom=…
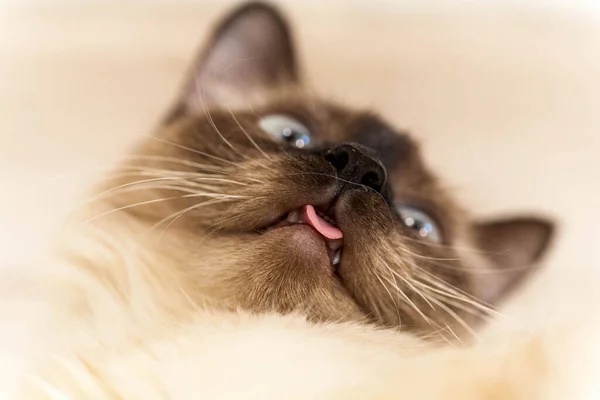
left=301, top=205, right=343, bottom=240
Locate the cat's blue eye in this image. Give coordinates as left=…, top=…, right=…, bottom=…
left=258, top=114, right=312, bottom=148
left=396, top=205, right=442, bottom=243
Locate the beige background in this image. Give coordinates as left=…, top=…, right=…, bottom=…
left=0, top=1, right=599, bottom=331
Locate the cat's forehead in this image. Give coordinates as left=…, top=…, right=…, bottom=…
left=345, top=114, right=416, bottom=172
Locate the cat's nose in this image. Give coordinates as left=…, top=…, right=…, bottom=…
left=324, top=143, right=387, bottom=193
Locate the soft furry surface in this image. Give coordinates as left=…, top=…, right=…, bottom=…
left=0, top=217, right=599, bottom=399
left=1, top=1, right=600, bottom=398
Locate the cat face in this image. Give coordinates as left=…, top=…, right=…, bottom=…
left=102, top=3, right=554, bottom=339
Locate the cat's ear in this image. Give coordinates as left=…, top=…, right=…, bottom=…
left=171, top=2, right=298, bottom=117
left=470, top=217, right=555, bottom=305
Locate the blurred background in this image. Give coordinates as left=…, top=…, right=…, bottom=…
left=0, top=0, right=599, bottom=331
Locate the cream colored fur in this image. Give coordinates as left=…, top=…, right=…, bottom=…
left=0, top=211, right=598, bottom=399
left=15, top=312, right=600, bottom=400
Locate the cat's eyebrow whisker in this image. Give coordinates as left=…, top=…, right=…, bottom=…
left=197, top=84, right=250, bottom=162
left=227, top=107, right=273, bottom=161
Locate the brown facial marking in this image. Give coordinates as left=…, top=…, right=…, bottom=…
left=350, top=114, right=414, bottom=172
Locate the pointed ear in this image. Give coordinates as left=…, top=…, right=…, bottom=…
left=470, top=217, right=555, bottom=305
left=171, top=2, right=299, bottom=117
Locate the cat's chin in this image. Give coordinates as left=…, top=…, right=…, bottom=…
left=263, top=206, right=344, bottom=271
left=260, top=224, right=337, bottom=275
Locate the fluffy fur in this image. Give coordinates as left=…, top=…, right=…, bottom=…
left=1, top=2, right=599, bottom=399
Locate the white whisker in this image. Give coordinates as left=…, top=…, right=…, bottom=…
left=122, top=154, right=229, bottom=172
left=197, top=83, right=248, bottom=160
left=374, top=272, right=401, bottom=324
left=151, top=137, right=237, bottom=166
left=152, top=198, right=234, bottom=241
left=228, top=107, right=273, bottom=161
left=82, top=196, right=184, bottom=224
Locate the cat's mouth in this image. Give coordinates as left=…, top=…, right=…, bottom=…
left=268, top=205, right=344, bottom=268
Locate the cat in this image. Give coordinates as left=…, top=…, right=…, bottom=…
left=2, top=2, right=599, bottom=399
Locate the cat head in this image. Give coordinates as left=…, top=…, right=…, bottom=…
left=104, top=2, right=554, bottom=339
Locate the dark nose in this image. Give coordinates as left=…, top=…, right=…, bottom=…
left=324, top=143, right=387, bottom=192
